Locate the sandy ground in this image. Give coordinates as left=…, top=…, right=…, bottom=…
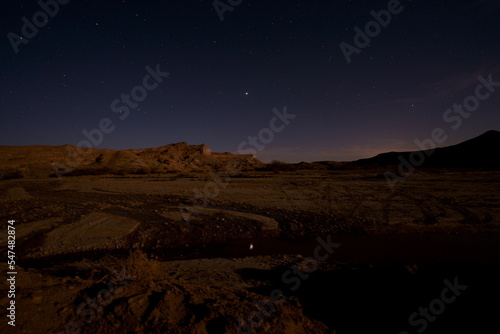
left=1, top=170, right=500, bottom=333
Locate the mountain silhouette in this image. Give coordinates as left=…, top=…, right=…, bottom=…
left=353, top=130, right=500, bottom=169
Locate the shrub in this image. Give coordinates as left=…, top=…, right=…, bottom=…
left=131, top=167, right=150, bottom=175
left=50, top=167, right=115, bottom=177
left=88, top=250, right=161, bottom=284
left=1, top=169, right=24, bottom=180
left=267, top=160, right=296, bottom=173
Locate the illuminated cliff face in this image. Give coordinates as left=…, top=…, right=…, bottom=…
left=0, top=142, right=265, bottom=178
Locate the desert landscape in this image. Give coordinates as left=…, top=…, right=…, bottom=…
left=2, top=1, right=500, bottom=333
left=1, top=131, right=500, bottom=333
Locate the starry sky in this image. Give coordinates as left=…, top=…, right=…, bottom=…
left=1, top=0, right=499, bottom=162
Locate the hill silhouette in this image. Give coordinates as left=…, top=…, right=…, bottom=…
left=353, top=130, right=500, bottom=169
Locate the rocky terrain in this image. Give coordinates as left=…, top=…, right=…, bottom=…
left=1, top=169, right=500, bottom=333
left=0, top=142, right=262, bottom=179
left=1, top=132, right=500, bottom=333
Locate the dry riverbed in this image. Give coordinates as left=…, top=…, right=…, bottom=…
left=1, top=170, right=499, bottom=333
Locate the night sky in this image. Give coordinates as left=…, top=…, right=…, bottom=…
left=1, top=0, right=499, bottom=162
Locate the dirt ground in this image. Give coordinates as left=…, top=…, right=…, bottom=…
left=1, top=170, right=500, bottom=333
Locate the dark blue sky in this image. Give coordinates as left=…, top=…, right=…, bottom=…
left=1, top=0, right=499, bottom=162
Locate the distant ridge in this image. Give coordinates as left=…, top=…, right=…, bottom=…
left=352, top=130, right=500, bottom=169
left=0, top=142, right=263, bottom=178
left=1, top=131, right=499, bottom=179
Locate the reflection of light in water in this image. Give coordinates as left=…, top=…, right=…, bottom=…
left=249, top=243, right=253, bottom=250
